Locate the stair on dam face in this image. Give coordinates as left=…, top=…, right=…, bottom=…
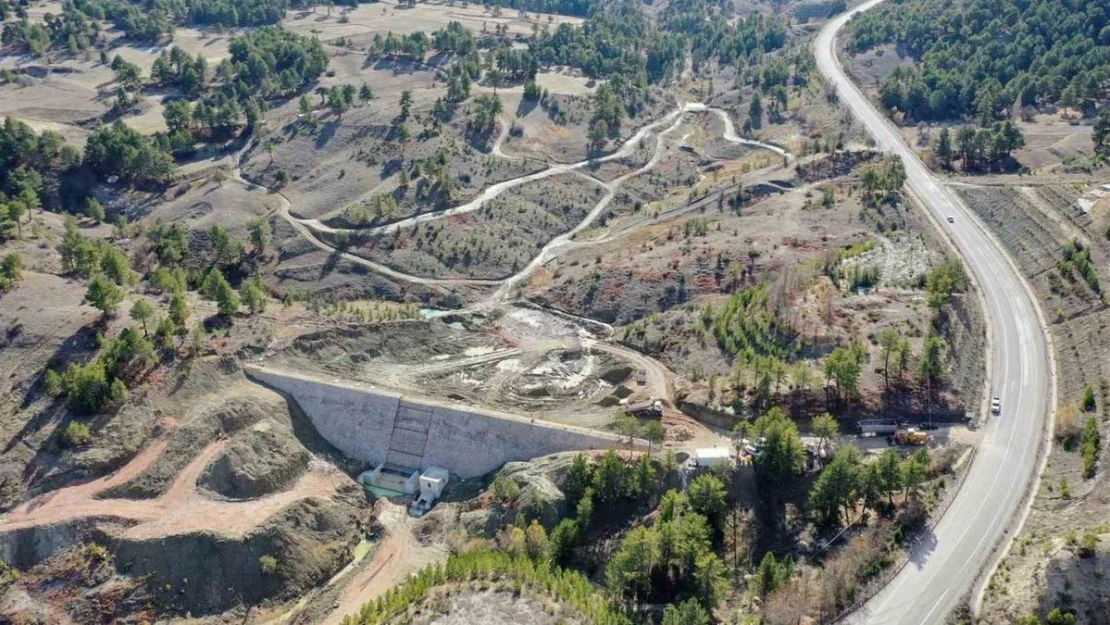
left=385, top=400, right=433, bottom=468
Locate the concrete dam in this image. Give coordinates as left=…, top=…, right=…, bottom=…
left=245, top=366, right=633, bottom=477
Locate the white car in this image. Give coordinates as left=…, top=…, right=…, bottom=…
left=991, top=397, right=1001, bottom=415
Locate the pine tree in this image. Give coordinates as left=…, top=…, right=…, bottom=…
left=85, top=275, right=124, bottom=317
left=0, top=252, right=23, bottom=290
left=240, top=277, right=266, bottom=314
left=1093, top=109, right=1110, bottom=162
left=249, top=219, right=271, bottom=254
left=935, top=127, right=953, bottom=169
left=299, top=95, right=314, bottom=123
left=129, top=298, right=155, bottom=336
left=215, top=279, right=241, bottom=317
left=399, top=90, right=413, bottom=119
left=202, top=269, right=240, bottom=317
left=749, top=92, right=763, bottom=129
left=169, top=294, right=190, bottom=328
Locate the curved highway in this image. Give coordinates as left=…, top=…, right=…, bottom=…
left=815, top=1, right=1052, bottom=623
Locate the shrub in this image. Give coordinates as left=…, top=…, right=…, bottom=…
left=259, top=554, right=279, bottom=575
left=44, top=369, right=63, bottom=396
left=63, top=362, right=111, bottom=414
left=1082, top=385, right=1097, bottom=412
left=83, top=542, right=110, bottom=565
left=1082, top=416, right=1100, bottom=479
left=1079, top=533, right=1099, bottom=558
left=0, top=253, right=22, bottom=289
left=491, top=475, right=520, bottom=505
left=1054, top=403, right=1082, bottom=448
left=60, top=421, right=93, bottom=448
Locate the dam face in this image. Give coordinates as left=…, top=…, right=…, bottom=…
left=245, top=366, right=629, bottom=477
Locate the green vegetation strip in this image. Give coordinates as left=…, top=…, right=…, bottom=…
left=339, top=549, right=630, bottom=625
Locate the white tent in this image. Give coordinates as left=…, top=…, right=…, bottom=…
left=695, top=447, right=732, bottom=469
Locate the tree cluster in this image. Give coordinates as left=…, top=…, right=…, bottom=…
left=809, top=446, right=929, bottom=527
left=0, top=116, right=82, bottom=212
left=659, top=0, right=787, bottom=69
left=85, top=121, right=175, bottom=188
left=71, top=0, right=172, bottom=42
left=432, top=20, right=475, bottom=56
left=46, top=326, right=154, bottom=414
left=369, top=31, right=431, bottom=61
left=1060, top=239, right=1101, bottom=297
left=702, top=284, right=793, bottom=363
left=157, top=27, right=327, bottom=151
left=501, top=0, right=596, bottom=18
left=923, top=260, right=967, bottom=311
left=1095, top=110, right=1110, bottom=162
left=749, top=407, right=805, bottom=487
left=548, top=451, right=659, bottom=566
left=1, top=4, right=101, bottom=55
left=530, top=1, right=647, bottom=80
left=340, top=548, right=631, bottom=625
left=225, top=26, right=328, bottom=99
left=151, top=46, right=208, bottom=96
left=605, top=485, right=730, bottom=612
left=466, top=94, right=503, bottom=144
left=934, top=123, right=1025, bottom=172
left=823, top=342, right=865, bottom=402
left=59, top=217, right=137, bottom=286
left=848, top=0, right=1110, bottom=121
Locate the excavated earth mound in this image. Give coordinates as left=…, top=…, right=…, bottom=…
left=100, top=392, right=285, bottom=500
left=198, top=425, right=311, bottom=500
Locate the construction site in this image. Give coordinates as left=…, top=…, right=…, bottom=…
left=3, top=0, right=1084, bottom=620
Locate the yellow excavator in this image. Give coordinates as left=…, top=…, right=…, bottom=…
left=892, top=427, right=930, bottom=446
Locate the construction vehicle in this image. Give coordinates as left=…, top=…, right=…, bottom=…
left=624, top=398, right=664, bottom=418
left=860, top=419, right=898, bottom=435
left=892, top=427, right=930, bottom=446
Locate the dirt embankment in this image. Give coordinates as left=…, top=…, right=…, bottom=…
left=0, top=488, right=370, bottom=622
left=199, top=426, right=311, bottom=500
left=117, top=491, right=368, bottom=616
left=96, top=359, right=347, bottom=502
left=100, top=393, right=282, bottom=500
left=0, top=356, right=375, bottom=622
left=275, top=318, right=489, bottom=374
left=404, top=588, right=589, bottom=625
left=965, top=180, right=1110, bottom=623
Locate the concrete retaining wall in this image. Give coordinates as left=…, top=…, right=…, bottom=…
left=245, top=366, right=634, bottom=477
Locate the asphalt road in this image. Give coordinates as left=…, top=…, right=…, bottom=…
left=815, top=2, right=1052, bottom=624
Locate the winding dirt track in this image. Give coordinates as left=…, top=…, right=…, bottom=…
left=0, top=436, right=347, bottom=540
left=1, top=103, right=784, bottom=547
left=236, top=102, right=792, bottom=304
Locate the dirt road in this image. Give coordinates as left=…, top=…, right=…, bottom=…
left=241, top=101, right=793, bottom=304
left=316, top=501, right=447, bottom=625
left=0, top=436, right=348, bottom=540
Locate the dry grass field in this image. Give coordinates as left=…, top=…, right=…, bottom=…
left=281, top=0, right=583, bottom=44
